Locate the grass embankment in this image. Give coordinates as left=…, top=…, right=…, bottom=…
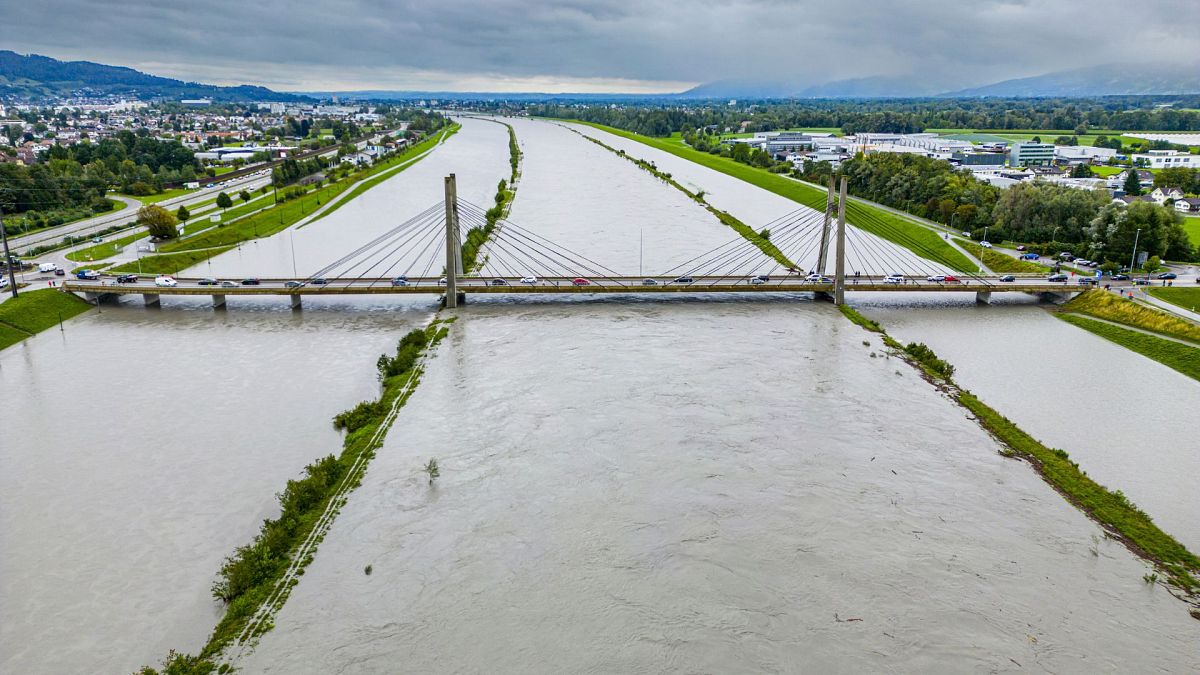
left=1148, top=287, right=1200, bottom=313
left=109, top=247, right=235, bottom=275
left=563, top=125, right=791, bottom=267
left=119, top=127, right=456, bottom=275
left=1063, top=289, right=1200, bottom=344
left=1060, top=314, right=1200, bottom=382
left=568, top=120, right=975, bottom=273
left=838, top=303, right=1200, bottom=596
left=461, top=121, right=519, bottom=272
left=138, top=320, right=454, bottom=675
left=119, top=188, right=195, bottom=205
left=1182, top=217, right=1200, bottom=247
left=0, top=289, right=92, bottom=350
left=956, top=240, right=1047, bottom=274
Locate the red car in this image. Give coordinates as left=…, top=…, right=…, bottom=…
left=943, top=275, right=961, bottom=283
left=572, top=278, right=591, bottom=286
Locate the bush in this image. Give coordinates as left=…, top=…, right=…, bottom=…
left=333, top=400, right=386, bottom=432
left=904, top=342, right=955, bottom=379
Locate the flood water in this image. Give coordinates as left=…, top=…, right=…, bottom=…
left=4, top=115, right=1199, bottom=674
left=242, top=299, right=1200, bottom=673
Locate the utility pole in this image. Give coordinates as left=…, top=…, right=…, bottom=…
left=443, top=174, right=459, bottom=308
left=833, top=177, right=848, bottom=306
left=0, top=207, right=18, bottom=299
left=816, top=176, right=835, bottom=275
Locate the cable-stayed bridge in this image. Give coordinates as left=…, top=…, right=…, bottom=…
left=63, top=175, right=1087, bottom=308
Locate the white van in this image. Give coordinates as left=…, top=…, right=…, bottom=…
left=38, top=262, right=58, bottom=273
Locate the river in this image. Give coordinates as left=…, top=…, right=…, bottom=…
left=3, top=117, right=1198, bottom=673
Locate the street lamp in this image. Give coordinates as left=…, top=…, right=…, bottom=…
left=1129, top=227, right=1141, bottom=275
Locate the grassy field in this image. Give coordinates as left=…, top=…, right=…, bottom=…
left=924, top=128, right=1144, bottom=146
left=118, top=188, right=195, bottom=205
left=1182, top=216, right=1200, bottom=247
left=1087, top=165, right=1124, bottom=177
left=571, top=121, right=975, bottom=272
left=956, top=240, right=1046, bottom=274
left=1059, top=314, right=1200, bottom=382
left=109, top=246, right=236, bottom=275
left=0, top=289, right=92, bottom=350
left=718, top=127, right=843, bottom=139
left=1063, top=289, right=1200, bottom=344
left=1147, top=287, right=1200, bottom=313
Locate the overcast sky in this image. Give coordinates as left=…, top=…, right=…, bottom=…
left=3, top=0, right=1198, bottom=93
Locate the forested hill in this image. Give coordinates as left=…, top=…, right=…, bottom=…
left=0, top=51, right=311, bottom=102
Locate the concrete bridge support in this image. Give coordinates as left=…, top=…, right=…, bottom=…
left=832, top=177, right=848, bottom=306
left=443, top=174, right=461, bottom=309
left=816, top=177, right=835, bottom=275
left=289, top=294, right=302, bottom=310
left=83, top=291, right=116, bottom=305
left=212, top=294, right=226, bottom=309
left=142, top=293, right=159, bottom=306
left=975, top=291, right=992, bottom=304
left=1038, top=291, right=1070, bottom=304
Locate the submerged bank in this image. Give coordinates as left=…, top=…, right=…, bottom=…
left=0, top=288, right=92, bottom=351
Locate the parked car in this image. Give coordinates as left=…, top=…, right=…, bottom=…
left=198, top=277, right=219, bottom=286
left=116, top=274, right=139, bottom=284
left=241, top=278, right=261, bottom=285
left=998, top=275, right=1016, bottom=282
left=154, top=275, right=177, bottom=287
left=284, top=280, right=303, bottom=288
left=1047, top=274, right=1069, bottom=282
left=1158, top=272, right=1177, bottom=280
left=572, top=277, right=591, bottom=286
left=642, top=278, right=658, bottom=286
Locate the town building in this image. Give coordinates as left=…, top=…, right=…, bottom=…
left=1009, top=142, right=1055, bottom=167
left=1132, top=149, right=1198, bottom=169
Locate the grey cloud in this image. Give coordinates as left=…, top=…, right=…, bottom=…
left=2, top=0, right=1197, bottom=91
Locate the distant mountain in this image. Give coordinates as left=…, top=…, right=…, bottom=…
left=678, top=79, right=802, bottom=99
left=942, top=62, right=1200, bottom=97
left=0, top=51, right=312, bottom=102
left=680, top=75, right=950, bottom=99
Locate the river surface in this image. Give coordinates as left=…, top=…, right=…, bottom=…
left=856, top=292, right=1200, bottom=552
left=4, top=116, right=1200, bottom=674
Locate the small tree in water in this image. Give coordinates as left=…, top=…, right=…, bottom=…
left=424, top=458, right=440, bottom=484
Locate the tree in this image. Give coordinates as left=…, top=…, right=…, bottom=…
left=1142, top=255, right=1161, bottom=274
left=175, top=205, right=190, bottom=221
left=1123, top=169, right=1142, bottom=196
left=216, top=191, right=233, bottom=210
left=1070, top=164, right=1094, bottom=178
left=238, top=190, right=251, bottom=204
left=138, top=204, right=179, bottom=240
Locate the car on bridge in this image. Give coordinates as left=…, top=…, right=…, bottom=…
left=520, top=276, right=538, bottom=284
left=241, top=278, right=261, bottom=286
left=311, top=278, right=329, bottom=285
left=221, top=280, right=238, bottom=288
left=943, top=275, right=961, bottom=283
left=572, top=278, right=591, bottom=286
left=198, top=278, right=219, bottom=286
left=926, top=275, right=946, bottom=282
left=1047, top=274, right=1069, bottom=282
left=391, top=277, right=408, bottom=287
left=75, top=269, right=101, bottom=280
left=749, top=275, right=770, bottom=285
left=285, top=281, right=303, bottom=288
left=155, top=276, right=177, bottom=287
left=884, top=274, right=904, bottom=284
left=999, top=275, right=1016, bottom=282
left=642, top=278, right=658, bottom=286
left=804, top=273, right=832, bottom=283
left=491, top=278, right=509, bottom=286
left=116, top=274, right=139, bottom=284
left=1078, top=277, right=1098, bottom=285
left=673, top=276, right=694, bottom=284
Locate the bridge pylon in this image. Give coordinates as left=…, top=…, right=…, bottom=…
left=443, top=174, right=461, bottom=308
left=816, top=176, right=835, bottom=275
left=833, top=177, right=848, bottom=306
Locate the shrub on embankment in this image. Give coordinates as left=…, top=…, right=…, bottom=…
left=0, top=289, right=92, bottom=350
left=1064, top=289, right=1200, bottom=344
left=840, top=302, right=1200, bottom=597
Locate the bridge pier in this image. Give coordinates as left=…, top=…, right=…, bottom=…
left=142, top=293, right=160, bottom=306
left=832, top=177, right=848, bottom=306
left=1038, top=291, right=1070, bottom=304
left=975, top=291, right=992, bottom=305
left=83, top=291, right=116, bottom=305
left=289, top=294, right=302, bottom=310
left=212, top=294, right=226, bottom=309
left=443, top=174, right=461, bottom=309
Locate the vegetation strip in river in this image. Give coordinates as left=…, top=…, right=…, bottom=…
left=0, top=289, right=92, bottom=350
left=556, top=123, right=793, bottom=268
left=838, top=303, right=1200, bottom=601
left=564, top=120, right=974, bottom=273
left=1058, top=314, right=1200, bottom=382
left=1061, top=289, right=1200, bottom=345
left=136, top=318, right=454, bottom=675
left=462, top=120, right=521, bottom=273
left=113, top=127, right=456, bottom=276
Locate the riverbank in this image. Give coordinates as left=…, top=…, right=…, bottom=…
left=1061, top=289, right=1200, bottom=344
left=109, top=126, right=457, bottom=276
left=139, top=318, right=453, bottom=674
left=0, top=289, right=92, bottom=350
left=838, top=303, right=1200, bottom=601
left=563, top=120, right=974, bottom=273
left=462, top=120, right=521, bottom=272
